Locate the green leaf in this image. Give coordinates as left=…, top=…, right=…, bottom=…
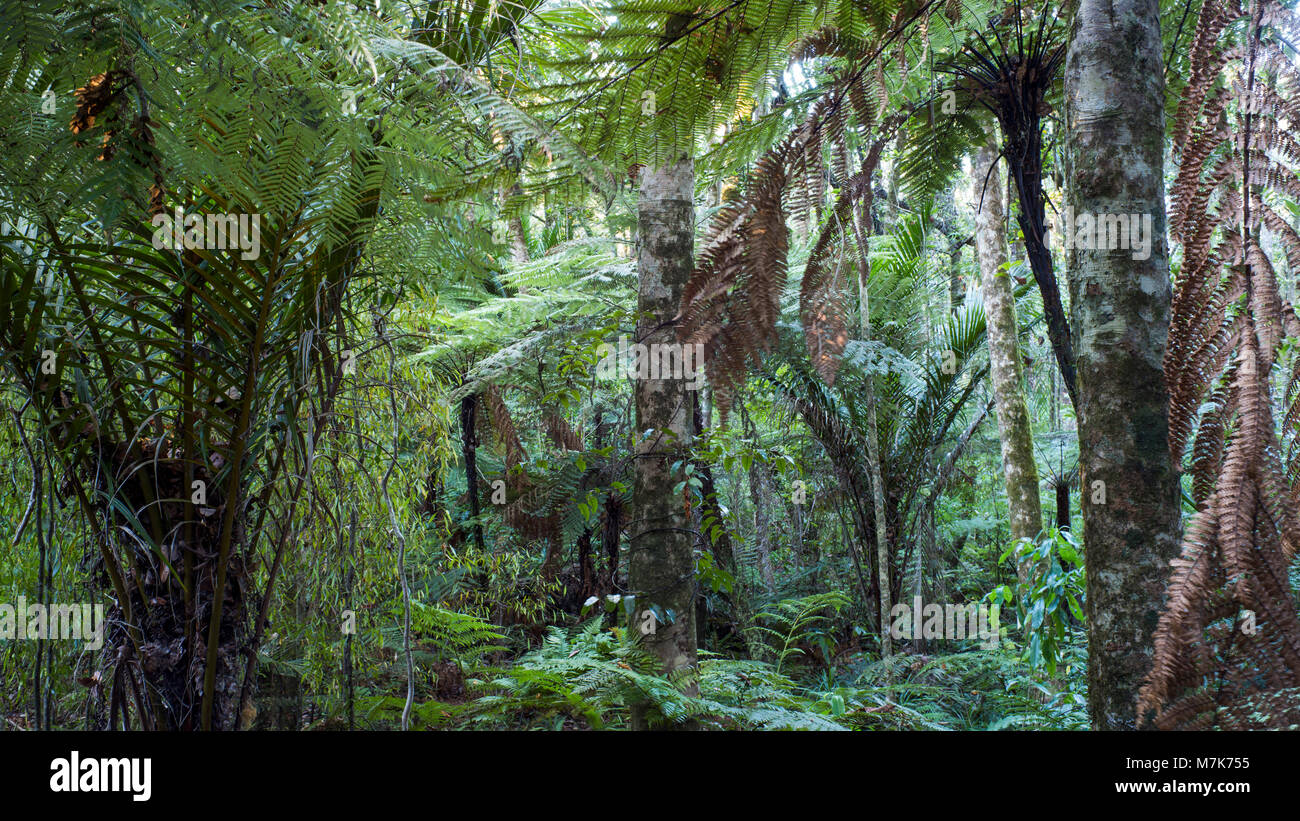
left=1029, top=598, right=1045, bottom=630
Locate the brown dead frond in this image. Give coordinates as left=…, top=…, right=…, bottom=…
left=1140, top=0, right=1300, bottom=730
left=675, top=11, right=933, bottom=420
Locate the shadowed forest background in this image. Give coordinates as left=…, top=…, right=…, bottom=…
left=2, top=0, right=1300, bottom=732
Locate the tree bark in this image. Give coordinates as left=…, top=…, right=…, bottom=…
left=601, top=493, right=623, bottom=593
left=1065, top=0, right=1183, bottom=730
left=973, top=133, right=1043, bottom=577
left=628, top=157, right=698, bottom=714
left=993, top=84, right=1079, bottom=411
left=848, top=168, right=892, bottom=664
left=459, top=393, right=485, bottom=551
left=505, top=183, right=530, bottom=266
left=1055, top=480, right=1072, bottom=532
left=740, top=405, right=778, bottom=593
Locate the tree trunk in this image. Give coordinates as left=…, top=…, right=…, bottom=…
left=601, top=493, right=623, bottom=593
left=628, top=157, right=698, bottom=714
left=103, top=444, right=247, bottom=730
left=459, top=393, right=485, bottom=551
left=1055, top=480, right=1071, bottom=532
left=862, top=328, right=891, bottom=663
left=850, top=187, right=892, bottom=664
left=577, top=527, right=594, bottom=599
left=1065, top=0, right=1183, bottom=730
left=740, top=406, right=778, bottom=593
left=505, top=183, right=530, bottom=266
left=841, top=138, right=893, bottom=663
left=973, top=133, right=1043, bottom=578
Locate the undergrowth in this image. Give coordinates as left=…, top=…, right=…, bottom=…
left=354, top=607, right=1088, bottom=731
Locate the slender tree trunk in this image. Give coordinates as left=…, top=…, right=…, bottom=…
left=740, top=406, right=778, bottom=593
left=1065, top=0, right=1183, bottom=730
left=505, top=183, right=530, bottom=266
left=862, top=318, right=891, bottom=662
left=755, top=467, right=778, bottom=592
left=459, top=393, right=485, bottom=551
left=601, top=493, right=623, bottom=592
left=848, top=176, right=892, bottom=664
left=629, top=157, right=698, bottom=715
left=974, top=133, right=1043, bottom=578
left=998, top=98, right=1079, bottom=411
left=345, top=501, right=357, bottom=730
left=577, top=527, right=594, bottom=599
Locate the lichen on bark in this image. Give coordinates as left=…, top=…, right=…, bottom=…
left=973, top=131, right=1044, bottom=573
left=629, top=157, right=699, bottom=711
left=1065, top=0, right=1183, bottom=730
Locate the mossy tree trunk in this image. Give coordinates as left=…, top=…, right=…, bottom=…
left=629, top=156, right=699, bottom=719
left=1065, top=0, right=1183, bottom=729
left=974, top=133, right=1043, bottom=576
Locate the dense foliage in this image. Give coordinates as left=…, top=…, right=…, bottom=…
left=1, top=0, right=1297, bottom=732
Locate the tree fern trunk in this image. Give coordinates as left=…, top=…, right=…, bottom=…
left=460, top=393, right=485, bottom=551
left=974, top=132, right=1043, bottom=578
left=601, top=493, right=623, bottom=593
left=1065, top=0, right=1183, bottom=729
left=629, top=156, right=698, bottom=719
left=1055, top=480, right=1071, bottom=532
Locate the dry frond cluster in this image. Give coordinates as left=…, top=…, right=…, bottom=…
left=1140, top=0, right=1300, bottom=730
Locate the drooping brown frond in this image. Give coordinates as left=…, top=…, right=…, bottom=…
left=71, top=70, right=127, bottom=146
left=675, top=12, right=936, bottom=419
left=484, top=384, right=526, bottom=470
left=1141, top=0, right=1300, bottom=729
left=503, top=484, right=562, bottom=543
left=676, top=127, right=795, bottom=418
left=800, top=139, right=886, bottom=384
left=544, top=409, right=581, bottom=451
left=481, top=386, right=564, bottom=544
left=70, top=68, right=166, bottom=209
